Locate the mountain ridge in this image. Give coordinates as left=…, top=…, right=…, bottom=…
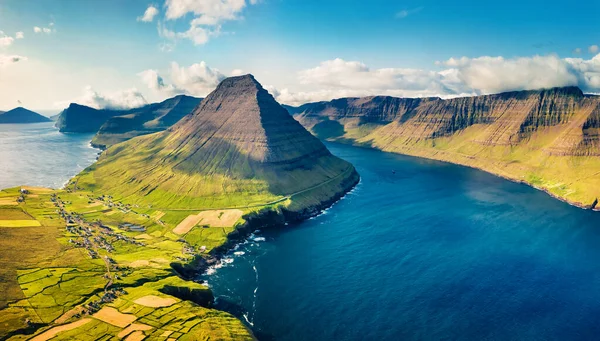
left=290, top=86, right=600, bottom=208
left=91, top=94, right=201, bottom=148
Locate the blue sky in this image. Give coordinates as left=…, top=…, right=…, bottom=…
left=0, top=0, right=599, bottom=110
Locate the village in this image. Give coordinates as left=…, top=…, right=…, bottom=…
left=48, top=192, right=156, bottom=317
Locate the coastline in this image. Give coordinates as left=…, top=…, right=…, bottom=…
left=173, top=167, right=361, bottom=279
left=327, top=139, right=599, bottom=212
left=0, top=153, right=359, bottom=339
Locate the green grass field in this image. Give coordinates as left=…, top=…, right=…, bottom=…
left=0, top=187, right=256, bottom=340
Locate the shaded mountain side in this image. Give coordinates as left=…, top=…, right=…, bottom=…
left=55, top=104, right=120, bottom=132
left=291, top=86, right=600, bottom=208
left=0, top=107, right=52, bottom=124
left=91, top=95, right=201, bottom=148
left=55, top=95, right=201, bottom=140
left=74, top=75, right=359, bottom=211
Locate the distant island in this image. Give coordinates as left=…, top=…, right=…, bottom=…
left=55, top=95, right=201, bottom=149
left=288, top=86, right=600, bottom=210
left=0, top=107, right=52, bottom=124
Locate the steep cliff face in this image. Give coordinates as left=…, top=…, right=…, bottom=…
left=75, top=75, right=359, bottom=210
left=56, top=95, right=201, bottom=142
left=291, top=87, right=600, bottom=208
left=91, top=95, right=201, bottom=148
left=55, top=104, right=119, bottom=133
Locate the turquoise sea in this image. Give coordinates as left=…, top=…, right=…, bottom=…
left=0, top=122, right=99, bottom=189
left=204, top=143, right=600, bottom=341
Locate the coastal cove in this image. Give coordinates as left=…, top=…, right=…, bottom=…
left=206, top=142, right=600, bottom=341
left=0, top=122, right=100, bottom=189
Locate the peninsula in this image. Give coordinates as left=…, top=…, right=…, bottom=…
left=0, top=75, right=359, bottom=340
left=55, top=95, right=202, bottom=148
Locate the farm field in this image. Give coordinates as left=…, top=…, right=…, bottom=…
left=0, top=186, right=255, bottom=340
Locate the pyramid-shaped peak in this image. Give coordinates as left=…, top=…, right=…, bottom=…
left=199, top=74, right=266, bottom=104
left=81, top=75, right=359, bottom=208
left=169, top=74, right=329, bottom=164
left=217, top=74, right=260, bottom=88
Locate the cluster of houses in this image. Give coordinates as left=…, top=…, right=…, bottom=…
left=16, top=188, right=30, bottom=203
left=77, top=287, right=128, bottom=317
left=95, top=194, right=139, bottom=214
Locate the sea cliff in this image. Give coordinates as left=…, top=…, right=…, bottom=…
left=291, top=87, right=600, bottom=209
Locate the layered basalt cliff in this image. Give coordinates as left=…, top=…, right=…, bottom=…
left=91, top=95, right=201, bottom=148
left=291, top=87, right=600, bottom=208
left=56, top=95, right=201, bottom=148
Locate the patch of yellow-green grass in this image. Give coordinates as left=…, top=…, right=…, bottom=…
left=0, top=207, right=34, bottom=220
left=351, top=120, right=600, bottom=208
left=184, top=226, right=234, bottom=252
left=1, top=185, right=263, bottom=340
left=0, top=220, right=42, bottom=227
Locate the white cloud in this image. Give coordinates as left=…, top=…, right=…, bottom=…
left=573, top=48, right=582, bottom=54
left=440, top=55, right=578, bottom=94
left=396, top=6, right=423, bottom=19
left=589, top=45, right=599, bottom=54
left=169, top=61, right=225, bottom=96
left=159, top=21, right=218, bottom=45
left=33, top=23, right=56, bottom=35
left=165, top=0, right=247, bottom=20
left=273, top=54, right=600, bottom=106
left=137, top=61, right=227, bottom=98
left=137, top=69, right=180, bottom=95
left=15, top=32, right=24, bottom=39
left=159, top=0, right=257, bottom=45
left=57, top=86, right=148, bottom=110
left=0, top=54, right=27, bottom=67
left=0, top=31, right=14, bottom=47
left=230, top=68, right=244, bottom=76
left=138, top=5, right=159, bottom=22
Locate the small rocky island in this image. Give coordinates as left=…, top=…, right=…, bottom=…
left=0, top=107, right=52, bottom=124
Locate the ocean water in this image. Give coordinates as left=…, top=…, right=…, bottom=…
left=204, top=143, right=600, bottom=341
left=0, top=122, right=99, bottom=189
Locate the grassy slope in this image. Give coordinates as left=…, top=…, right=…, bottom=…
left=361, top=123, right=600, bottom=207
left=313, top=119, right=600, bottom=208
left=294, top=88, right=600, bottom=209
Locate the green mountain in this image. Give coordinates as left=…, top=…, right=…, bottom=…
left=291, top=87, right=600, bottom=208
left=0, top=107, right=52, bottom=124
left=55, top=103, right=119, bottom=133
left=75, top=74, right=359, bottom=213
left=55, top=95, right=201, bottom=142
left=91, top=95, right=201, bottom=148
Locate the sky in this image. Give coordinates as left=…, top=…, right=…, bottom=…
left=0, top=0, right=599, bottom=111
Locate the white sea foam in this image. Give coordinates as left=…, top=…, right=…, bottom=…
left=234, top=251, right=245, bottom=256
left=253, top=237, right=266, bottom=242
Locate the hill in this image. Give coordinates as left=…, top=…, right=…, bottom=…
left=0, top=107, right=52, bottom=124
left=55, top=95, right=201, bottom=141
left=74, top=74, right=359, bottom=214
left=291, top=86, right=600, bottom=208
left=91, top=95, right=201, bottom=148
left=55, top=103, right=119, bottom=133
